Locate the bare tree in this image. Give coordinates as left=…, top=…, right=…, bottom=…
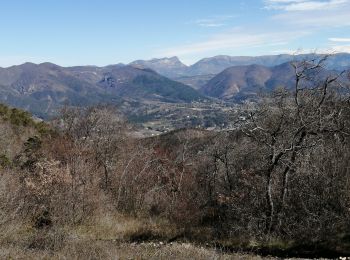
left=58, top=105, right=128, bottom=190
left=240, top=54, right=350, bottom=235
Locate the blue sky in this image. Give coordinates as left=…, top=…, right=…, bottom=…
left=0, top=0, right=350, bottom=67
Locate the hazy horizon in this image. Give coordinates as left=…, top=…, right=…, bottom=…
left=2, top=51, right=349, bottom=69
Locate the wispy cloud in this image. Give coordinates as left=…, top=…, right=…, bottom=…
left=270, top=1, right=350, bottom=28
left=271, top=45, right=350, bottom=55
left=156, top=29, right=305, bottom=57
left=328, top=38, right=350, bottom=53
left=155, top=1, right=350, bottom=63
left=191, top=15, right=235, bottom=28
left=264, top=0, right=348, bottom=11
left=194, top=20, right=225, bottom=27
left=269, top=47, right=337, bottom=54
left=329, top=37, right=350, bottom=42
left=269, top=48, right=315, bottom=54
left=329, top=45, right=350, bottom=53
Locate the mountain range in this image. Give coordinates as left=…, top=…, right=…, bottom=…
left=0, top=62, right=204, bottom=118
left=0, top=53, right=349, bottom=119
left=129, top=53, right=350, bottom=78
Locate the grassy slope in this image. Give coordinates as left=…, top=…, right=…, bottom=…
left=0, top=212, right=271, bottom=260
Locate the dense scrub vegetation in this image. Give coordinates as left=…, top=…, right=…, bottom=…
left=1, top=57, right=350, bottom=258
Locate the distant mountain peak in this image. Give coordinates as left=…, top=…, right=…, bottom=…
left=38, top=62, right=62, bottom=70
left=131, top=56, right=186, bottom=67
left=150, top=56, right=181, bottom=62
left=129, top=57, right=188, bottom=77
left=17, top=62, right=37, bottom=68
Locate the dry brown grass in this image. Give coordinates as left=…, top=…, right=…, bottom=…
left=71, top=212, right=180, bottom=242
left=0, top=212, right=275, bottom=260
left=0, top=241, right=274, bottom=260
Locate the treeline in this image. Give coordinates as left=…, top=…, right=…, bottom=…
left=0, top=57, right=350, bottom=255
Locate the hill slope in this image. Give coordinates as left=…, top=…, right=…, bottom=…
left=0, top=63, right=204, bottom=118
left=201, top=62, right=328, bottom=100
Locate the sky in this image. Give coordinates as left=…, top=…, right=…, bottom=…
left=0, top=0, right=350, bottom=67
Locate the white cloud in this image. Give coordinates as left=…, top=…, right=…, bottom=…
left=191, top=15, right=235, bottom=28
left=265, top=0, right=350, bottom=33
left=269, top=43, right=350, bottom=56
left=154, top=1, right=350, bottom=63
left=267, top=0, right=305, bottom=2
left=156, top=29, right=305, bottom=57
left=271, top=5, right=350, bottom=28
left=269, top=49, right=302, bottom=54
left=265, top=0, right=348, bottom=11
left=329, top=45, right=350, bottom=52
left=194, top=20, right=225, bottom=27
left=269, top=47, right=334, bottom=54
left=329, top=38, right=350, bottom=42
